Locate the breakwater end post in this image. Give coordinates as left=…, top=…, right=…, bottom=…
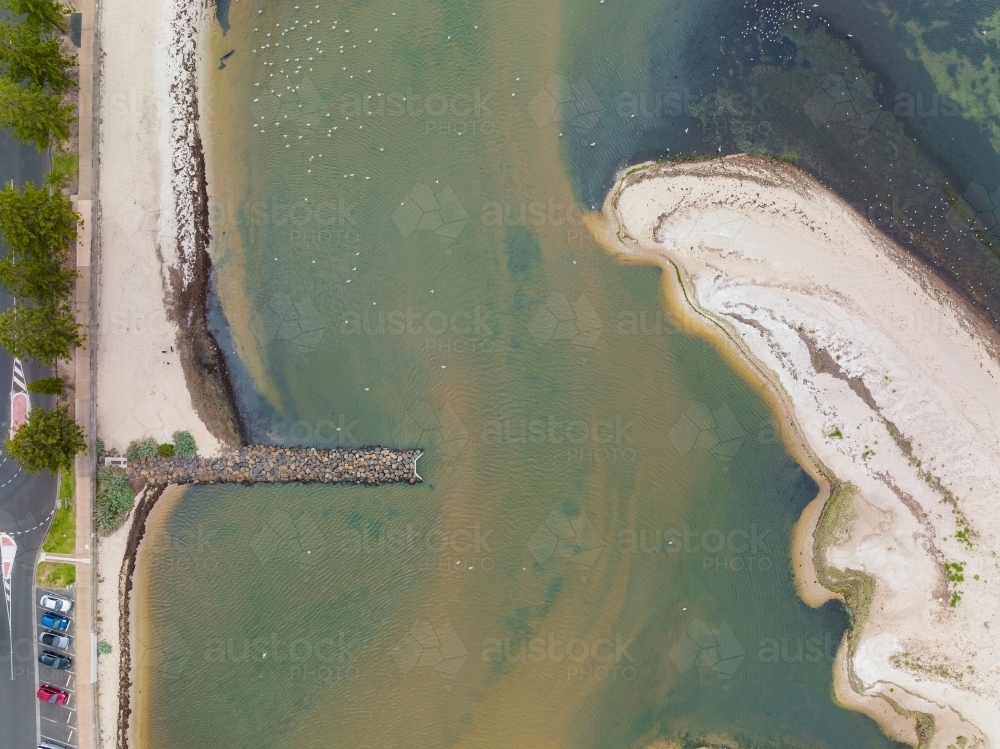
left=110, top=446, right=424, bottom=486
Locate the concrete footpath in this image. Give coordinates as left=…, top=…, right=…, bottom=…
left=71, top=0, right=97, bottom=744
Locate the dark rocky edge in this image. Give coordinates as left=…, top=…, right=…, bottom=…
left=164, top=0, right=245, bottom=448
left=116, top=483, right=166, bottom=749
left=114, top=446, right=423, bottom=486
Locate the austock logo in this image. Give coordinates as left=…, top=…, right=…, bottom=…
left=528, top=74, right=602, bottom=132
left=391, top=619, right=469, bottom=689
left=394, top=402, right=470, bottom=466
left=527, top=292, right=603, bottom=347
left=946, top=183, right=1000, bottom=251
left=252, top=511, right=326, bottom=567
left=804, top=75, right=880, bottom=131
left=136, top=622, right=191, bottom=686
left=255, top=293, right=326, bottom=358
left=668, top=402, right=746, bottom=461
left=392, top=184, right=469, bottom=248
left=668, top=619, right=745, bottom=688
left=527, top=509, right=604, bottom=580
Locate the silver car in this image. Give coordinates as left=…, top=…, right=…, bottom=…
left=39, top=594, right=73, bottom=613
left=39, top=630, right=71, bottom=649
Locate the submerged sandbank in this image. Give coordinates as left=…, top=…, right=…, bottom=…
left=600, top=154, right=1000, bottom=748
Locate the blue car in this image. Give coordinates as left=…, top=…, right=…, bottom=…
left=40, top=612, right=70, bottom=631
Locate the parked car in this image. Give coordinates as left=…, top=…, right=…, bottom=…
left=38, top=741, right=70, bottom=749
left=36, top=684, right=69, bottom=705
left=38, top=650, right=72, bottom=670
left=38, top=630, right=71, bottom=649
left=40, top=612, right=70, bottom=631
left=39, top=594, right=73, bottom=613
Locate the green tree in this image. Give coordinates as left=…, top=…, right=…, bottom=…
left=0, top=252, right=77, bottom=302
left=0, top=19, right=76, bottom=93
left=0, top=78, right=73, bottom=150
left=5, top=403, right=85, bottom=473
left=0, top=0, right=71, bottom=32
left=0, top=302, right=82, bottom=366
left=0, top=179, right=78, bottom=260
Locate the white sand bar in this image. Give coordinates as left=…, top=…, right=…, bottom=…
left=96, top=0, right=219, bottom=455
left=606, top=155, right=1000, bottom=747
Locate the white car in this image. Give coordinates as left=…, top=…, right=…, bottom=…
left=39, top=630, right=71, bottom=649
left=39, top=594, right=73, bottom=613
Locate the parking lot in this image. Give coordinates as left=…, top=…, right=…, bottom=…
left=35, top=588, right=77, bottom=749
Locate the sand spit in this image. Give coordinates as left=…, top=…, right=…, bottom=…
left=96, top=0, right=241, bottom=457
left=603, top=155, right=1000, bottom=748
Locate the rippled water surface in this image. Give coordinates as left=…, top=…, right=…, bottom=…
left=139, top=0, right=999, bottom=746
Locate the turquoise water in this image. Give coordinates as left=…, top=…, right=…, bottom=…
left=138, top=0, right=999, bottom=746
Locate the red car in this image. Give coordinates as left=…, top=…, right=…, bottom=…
left=36, top=684, right=69, bottom=705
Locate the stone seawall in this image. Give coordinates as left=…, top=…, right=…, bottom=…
left=116, top=446, right=423, bottom=486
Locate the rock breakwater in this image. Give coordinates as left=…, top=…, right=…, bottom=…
left=116, top=446, right=423, bottom=486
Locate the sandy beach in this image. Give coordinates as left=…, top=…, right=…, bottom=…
left=95, top=0, right=239, bottom=457
left=600, top=154, right=1000, bottom=748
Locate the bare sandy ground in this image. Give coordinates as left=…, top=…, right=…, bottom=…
left=603, top=155, right=1000, bottom=748
left=95, top=0, right=220, bottom=455
left=94, top=497, right=133, bottom=749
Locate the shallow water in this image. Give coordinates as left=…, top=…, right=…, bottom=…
left=139, top=0, right=997, bottom=746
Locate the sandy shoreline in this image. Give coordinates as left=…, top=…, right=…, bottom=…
left=599, top=154, right=1000, bottom=748
left=95, top=0, right=241, bottom=458
left=95, top=483, right=185, bottom=749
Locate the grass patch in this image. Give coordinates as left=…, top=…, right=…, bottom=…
left=42, top=503, right=74, bottom=554
left=51, top=150, right=78, bottom=186
left=59, top=469, right=74, bottom=503
left=36, top=561, right=75, bottom=588
left=812, top=483, right=877, bottom=658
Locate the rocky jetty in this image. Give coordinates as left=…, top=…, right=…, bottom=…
left=116, top=446, right=423, bottom=486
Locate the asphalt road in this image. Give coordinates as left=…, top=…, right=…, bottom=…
left=0, top=128, right=61, bottom=749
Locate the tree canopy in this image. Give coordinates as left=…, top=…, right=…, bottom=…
left=0, top=179, right=78, bottom=261
left=0, top=0, right=72, bottom=33
left=0, top=302, right=83, bottom=366
left=0, top=180, right=79, bottom=304
left=0, top=19, right=75, bottom=93
left=0, top=78, right=74, bottom=150
left=5, top=403, right=85, bottom=474
left=0, top=252, right=77, bottom=302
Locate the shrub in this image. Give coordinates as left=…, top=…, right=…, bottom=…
left=98, top=640, right=112, bottom=655
left=27, top=375, right=63, bottom=395
left=95, top=465, right=134, bottom=535
left=172, top=430, right=197, bottom=458
left=157, top=443, right=175, bottom=458
left=125, top=437, right=157, bottom=461
left=95, top=438, right=104, bottom=455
